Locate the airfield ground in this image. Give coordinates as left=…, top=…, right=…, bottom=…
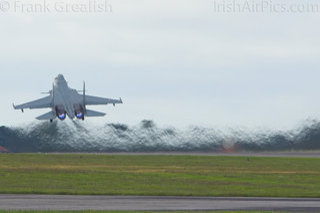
left=0, top=211, right=284, bottom=213
left=0, top=211, right=280, bottom=213
left=0, top=154, right=319, bottom=197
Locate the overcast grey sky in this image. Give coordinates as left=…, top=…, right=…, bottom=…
left=1, top=0, right=320, bottom=129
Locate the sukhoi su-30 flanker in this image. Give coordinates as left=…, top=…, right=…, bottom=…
left=13, top=74, right=123, bottom=122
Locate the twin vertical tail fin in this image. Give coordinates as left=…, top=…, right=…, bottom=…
left=83, top=81, right=86, bottom=113
left=51, top=83, right=55, bottom=107
left=82, top=81, right=105, bottom=117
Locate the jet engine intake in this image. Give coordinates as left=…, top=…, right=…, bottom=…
left=76, top=111, right=83, bottom=119
left=55, top=106, right=67, bottom=121
left=74, top=104, right=85, bottom=120
left=58, top=112, right=66, bottom=120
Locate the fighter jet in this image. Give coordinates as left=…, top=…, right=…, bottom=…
left=13, top=74, right=123, bottom=122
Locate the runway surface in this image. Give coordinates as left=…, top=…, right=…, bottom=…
left=1, top=195, right=320, bottom=211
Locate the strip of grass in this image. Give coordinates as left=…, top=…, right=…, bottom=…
left=0, top=154, right=319, bottom=197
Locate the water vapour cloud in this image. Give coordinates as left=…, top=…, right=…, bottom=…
left=0, top=120, right=320, bottom=153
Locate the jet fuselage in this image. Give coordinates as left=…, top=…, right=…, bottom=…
left=53, top=75, right=83, bottom=120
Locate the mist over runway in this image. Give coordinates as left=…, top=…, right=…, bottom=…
left=1, top=120, right=320, bottom=153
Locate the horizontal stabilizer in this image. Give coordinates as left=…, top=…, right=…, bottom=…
left=36, top=111, right=56, bottom=120
left=85, top=109, right=106, bottom=117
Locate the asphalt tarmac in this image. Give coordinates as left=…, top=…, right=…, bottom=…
left=0, top=195, right=320, bottom=211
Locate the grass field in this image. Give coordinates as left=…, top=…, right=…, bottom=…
left=0, top=154, right=319, bottom=197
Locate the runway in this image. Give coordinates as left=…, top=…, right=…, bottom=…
left=1, top=195, right=320, bottom=211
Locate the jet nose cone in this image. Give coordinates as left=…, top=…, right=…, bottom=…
left=57, top=74, right=65, bottom=80
left=55, top=74, right=66, bottom=85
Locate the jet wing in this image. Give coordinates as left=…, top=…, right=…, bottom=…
left=85, top=95, right=123, bottom=106
left=13, top=96, right=52, bottom=110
